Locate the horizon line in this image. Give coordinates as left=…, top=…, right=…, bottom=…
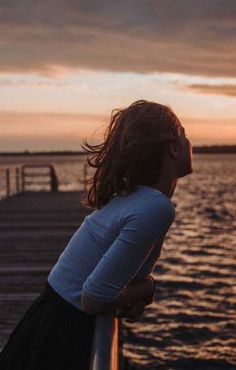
left=0, top=144, right=236, bottom=155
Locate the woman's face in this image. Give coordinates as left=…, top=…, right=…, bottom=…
left=176, top=125, right=193, bottom=178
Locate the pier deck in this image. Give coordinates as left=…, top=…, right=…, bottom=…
left=0, top=191, right=89, bottom=350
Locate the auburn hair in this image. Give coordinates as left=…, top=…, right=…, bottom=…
left=80, top=99, right=181, bottom=210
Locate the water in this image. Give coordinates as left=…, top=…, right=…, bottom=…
left=122, top=154, right=236, bottom=370
left=0, top=153, right=235, bottom=369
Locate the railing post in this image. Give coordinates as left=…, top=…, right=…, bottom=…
left=83, top=163, right=88, bottom=192
left=15, top=167, right=20, bottom=194
left=5, top=169, right=10, bottom=198
left=50, top=166, right=59, bottom=192
left=21, top=166, right=25, bottom=193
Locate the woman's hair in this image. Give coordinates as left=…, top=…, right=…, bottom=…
left=80, top=99, right=181, bottom=210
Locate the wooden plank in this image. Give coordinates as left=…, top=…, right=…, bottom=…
left=0, top=191, right=90, bottom=350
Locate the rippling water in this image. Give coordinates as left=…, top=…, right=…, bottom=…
left=0, top=154, right=235, bottom=369
left=122, top=154, right=236, bottom=370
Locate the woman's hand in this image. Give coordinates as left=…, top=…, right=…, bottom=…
left=116, top=276, right=156, bottom=321
left=144, top=275, right=157, bottom=298
left=116, top=299, right=147, bottom=322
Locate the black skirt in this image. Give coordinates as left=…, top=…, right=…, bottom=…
left=0, top=281, right=96, bottom=370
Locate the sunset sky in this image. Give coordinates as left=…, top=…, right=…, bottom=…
left=0, top=0, right=236, bottom=152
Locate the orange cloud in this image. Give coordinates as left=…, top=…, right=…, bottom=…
left=0, top=112, right=235, bottom=152
left=180, top=117, right=236, bottom=145
left=184, top=84, right=236, bottom=97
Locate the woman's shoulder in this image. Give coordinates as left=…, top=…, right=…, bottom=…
left=91, top=184, right=175, bottom=230
left=119, top=185, right=176, bottom=225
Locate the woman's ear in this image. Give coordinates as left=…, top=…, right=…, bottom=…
left=168, top=141, right=180, bottom=159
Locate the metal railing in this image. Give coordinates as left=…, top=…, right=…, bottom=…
left=89, top=314, right=126, bottom=370
left=1, top=166, right=22, bottom=199
left=21, top=164, right=59, bottom=192
left=1, top=162, right=90, bottom=201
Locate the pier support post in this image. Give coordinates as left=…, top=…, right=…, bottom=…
left=5, top=169, right=10, bottom=198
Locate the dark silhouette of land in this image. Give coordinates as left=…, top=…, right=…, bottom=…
left=0, top=145, right=236, bottom=156
left=192, top=145, right=236, bottom=153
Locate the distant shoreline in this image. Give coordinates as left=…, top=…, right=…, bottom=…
left=0, top=145, right=236, bottom=156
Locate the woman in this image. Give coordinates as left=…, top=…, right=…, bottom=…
left=0, top=99, right=193, bottom=369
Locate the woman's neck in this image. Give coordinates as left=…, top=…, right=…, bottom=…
left=150, top=177, right=178, bottom=199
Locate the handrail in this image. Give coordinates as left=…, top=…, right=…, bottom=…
left=21, top=164, right=59, bottom=192
left=0, top=161, right=90, bottom=201
left=89, top=314, right=121, bottom=370
left=0, top=166, right=22, bottom=200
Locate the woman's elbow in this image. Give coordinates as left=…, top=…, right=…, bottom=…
left=81, top=290, right=119, bottom=315
left=81, top=291, right=100, bottom=314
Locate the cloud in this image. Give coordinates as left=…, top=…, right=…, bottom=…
left=0, top=77, right=89, bottom=90
left=0, top=111, right=107, bottom=142
left=184, top=84, right=236, bottom=97
left=0, top=112, right=235, bottom=150
left=179, top=117, right=236, bottom=145
left=0, top=0, right=235, bottom=78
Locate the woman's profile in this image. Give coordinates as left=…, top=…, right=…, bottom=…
left=0, top=99, right=193, bottom=369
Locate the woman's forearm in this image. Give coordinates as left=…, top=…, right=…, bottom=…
left=117, top=276, right=155, bottom=306
left=81, top=275, right=155, bottom=315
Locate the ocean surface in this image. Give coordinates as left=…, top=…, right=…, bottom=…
left=0, top=153, right=235, bottom=369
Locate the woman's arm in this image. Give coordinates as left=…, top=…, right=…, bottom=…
left=115, top=275, right=157, bottom=320
left=81, top=198, right=173, bottom=315
left=81, top=275, right=156, bottom=315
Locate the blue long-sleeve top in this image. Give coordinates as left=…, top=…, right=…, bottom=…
left=47, top=185, right=176, bottom=311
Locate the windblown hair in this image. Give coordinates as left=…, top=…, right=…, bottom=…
left=80, top=99, right=181, bottom=210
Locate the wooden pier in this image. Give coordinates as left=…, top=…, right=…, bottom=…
left=0, top=190, right=131, bottom=370
left=0, top=190, right=89, bottom=350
